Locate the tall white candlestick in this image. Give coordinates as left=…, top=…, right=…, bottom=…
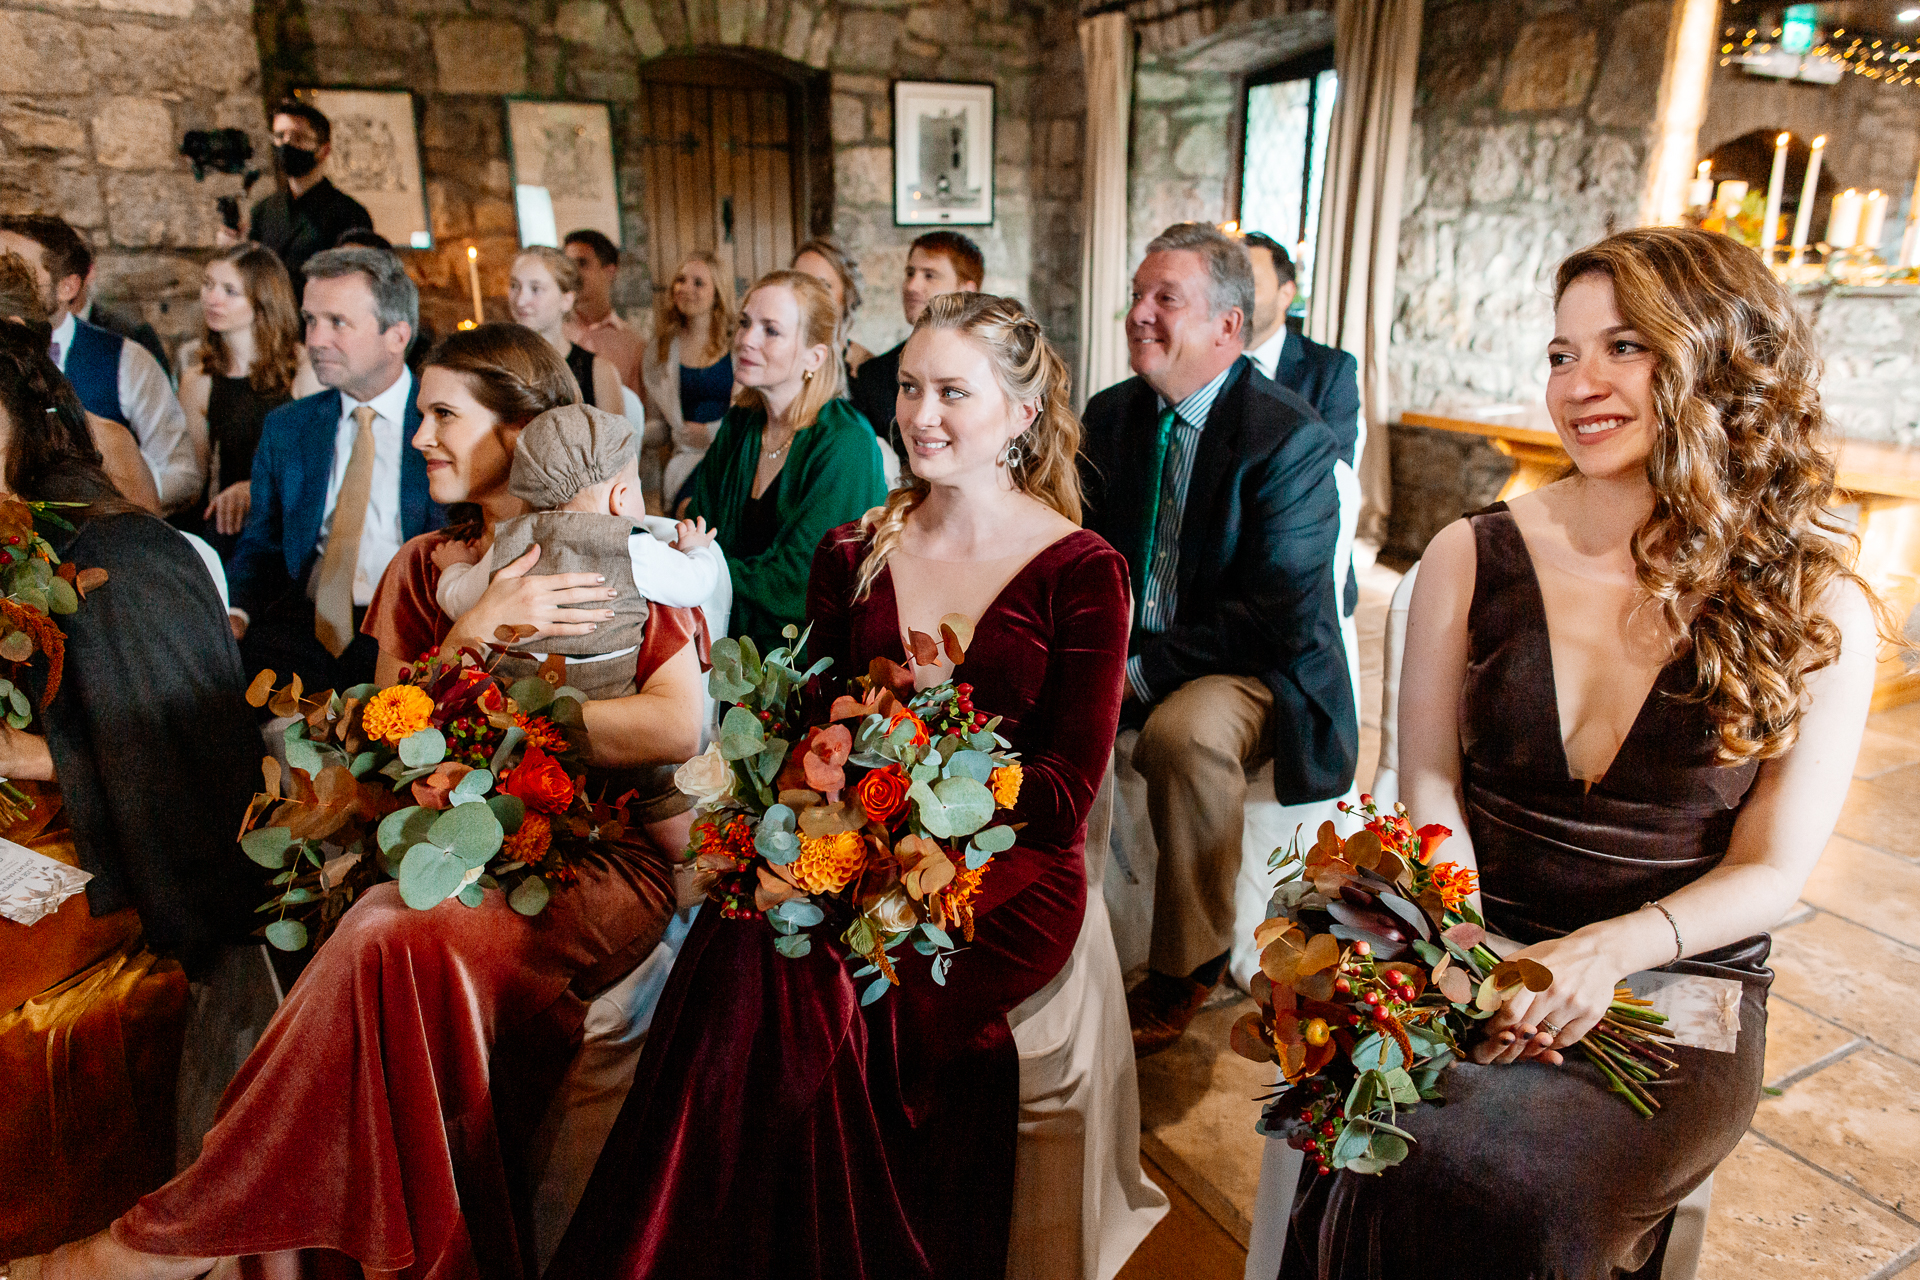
left=466, top=246, right=484, bottom=326
left=1762, top=132, right=1790, bottom=257
left=1688, top=160, right=1714, bottom=211
left=1904, top=158, right=1920, bottom=268
left=1790, top=135, right=1825, bottom=261
left=1862, top=190, right=1890, bottom=254
left=1828, top=189, right=1865, bottom=249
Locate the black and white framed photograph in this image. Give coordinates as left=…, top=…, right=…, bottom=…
left=505, top=99, right=623, bottom=249
left=292, top=87, right=431, bottom=248
left=892, top=81, right=994, bottom=227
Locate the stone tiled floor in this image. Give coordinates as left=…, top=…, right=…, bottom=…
left=1125, top=552, right=1920, bottom=1280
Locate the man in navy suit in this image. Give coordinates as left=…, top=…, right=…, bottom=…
left=1080, top=223, right=1355, bottom=1055
left=227, top=245, right=442, bottom=691
left=1243, top=231, right=1362, bottom=616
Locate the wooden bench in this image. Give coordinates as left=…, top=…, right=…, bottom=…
left=1403, top=405, right=1920, bottom=711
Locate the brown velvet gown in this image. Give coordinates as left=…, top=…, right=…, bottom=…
left=114, top=533, right=683, bottom=1279
left=1280, top=504, right=1770, bottom=1280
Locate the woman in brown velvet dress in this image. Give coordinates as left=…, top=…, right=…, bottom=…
left=1281, top=228, right=1883, bottom=1278
left=45, top=324, right=700, bottom=1280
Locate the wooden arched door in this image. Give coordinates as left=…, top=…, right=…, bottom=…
left=636, top=54, right=823, bottom=302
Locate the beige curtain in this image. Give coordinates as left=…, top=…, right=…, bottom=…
left=1307, top=0, right=1423, bottom=542
left=1077, top=12, right=1134, bottom=408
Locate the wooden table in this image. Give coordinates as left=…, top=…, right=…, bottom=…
left=1404, top=405, right=1920, bottom=711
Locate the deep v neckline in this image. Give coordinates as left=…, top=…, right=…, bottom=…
left=878, top=529, right=1089, bottom=654
left=1499, top=509, right=1683, bottom=790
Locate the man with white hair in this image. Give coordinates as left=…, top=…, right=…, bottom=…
left=1080, top=221, right=1356, bottom=1056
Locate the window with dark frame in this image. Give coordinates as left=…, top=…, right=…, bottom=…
left=1237, top=46, right=1337, bottom=314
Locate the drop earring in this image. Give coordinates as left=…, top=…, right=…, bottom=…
left=997, top=436, right=1025, bottom=470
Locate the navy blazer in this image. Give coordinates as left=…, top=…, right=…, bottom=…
left=226, top=384, right=442, bottom=619
left=1274, top=329, right=1361, bottom=467
left=1081, top=358, right=1357, bottom=805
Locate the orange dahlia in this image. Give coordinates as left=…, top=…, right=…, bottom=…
left=362, top=685, right=435, bottom=744
left=514, top=711, right=569, bottom=755
left=789, top=831, right=867, bottom=895
left=501, top=810, right=553, bottom=864
left=989, top=763, right=1023, bottom=809
left=935, top=862, right=987, bottom=939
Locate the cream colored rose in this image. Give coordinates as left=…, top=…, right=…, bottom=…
left=675, top=743, right=735, bottom=806
left=866, top=887, right=920, bottom=935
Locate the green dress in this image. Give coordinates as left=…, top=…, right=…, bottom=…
left=685, top=397, right=889, bottom=651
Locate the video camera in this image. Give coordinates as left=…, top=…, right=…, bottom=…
left=179, top=129, right=262, bottom=232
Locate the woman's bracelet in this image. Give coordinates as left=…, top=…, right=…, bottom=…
left=1644, top=899, right=1683, bottom=963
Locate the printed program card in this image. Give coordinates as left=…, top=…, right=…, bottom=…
left=0, top=835, right=92, bottom=926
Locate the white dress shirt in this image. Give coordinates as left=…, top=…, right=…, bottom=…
left=51, top=311, right=203, bottom=509
left=314, top=367, right=412, bottom=608
left=1247, top=325, right=1287, bottom=382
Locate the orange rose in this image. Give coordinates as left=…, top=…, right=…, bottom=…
left=502, top=743, right=575, bottom=815
left=854, top=765, right=912, bottom=825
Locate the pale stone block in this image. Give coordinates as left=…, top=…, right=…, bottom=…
left=837, top=145, right=893, bottom=208
left=831, top=94, right=868, bottom=145
left=93, top=96, right=174, bottom=170
left=781, top=5, right=814, bottom=63
left=432, top=18, right=528, bottom=95
left=555, top=0, right=609, bottom=44
left=105, top=170, right=218, bottom=248
left=1588, top=2, right=1669, bottom=129
left=1499, top=16, right=1598, bottom=113
left=620, top=0, right=667, bottom=56
left=905, top=4, right=969, bottom=44
left=1171, top=121, right=1228, bottom=181
left=1134, top=71, right=1191, bottom=103
left=98, top=0, right=197, bottom=16
left=804, top=10, right=835, bottom=69
left=1, top=105, right=87, bottom=154
left=717, top=0, right=746, bottom=46
left=0, top=11, right=94, bottom=94
left=836, top=12, right=902, bottom=71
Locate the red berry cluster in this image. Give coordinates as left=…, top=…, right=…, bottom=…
left=444, top=712, right=505, bottom=768
left=1295, top=1096, right=1348, bottom=1176
left=750, top=705, right=791, bottom=739
left=929, top=682, right=990, bottom=734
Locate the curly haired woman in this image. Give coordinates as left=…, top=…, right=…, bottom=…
left=1277, top=226, right=1887, bottom=1277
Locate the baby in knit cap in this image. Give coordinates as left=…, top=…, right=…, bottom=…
left=436, top=402, right=722, bottom=700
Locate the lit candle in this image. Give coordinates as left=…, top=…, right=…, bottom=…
left=1688, top=160, right=1714, bottom=210
left=1715, top=180, right=1749, bottom=215
left=466, top=246, right=484, bottom=326
left=1790, top=135, right=1825, bottom=261
left=1827, top=188, right=1865, bottom=249
left=1861, top=189, right=1890, bottom=253
left=1903, top=158, right=1920, bottom=268
left=1762, top=132, right=1790, bottom=256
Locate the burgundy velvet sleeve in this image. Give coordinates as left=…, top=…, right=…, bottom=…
left=973, top=539, right=1131, bottom=920
left=801, top=524, right=863, bottom=713
left=362, top=531, right=458, bottom=666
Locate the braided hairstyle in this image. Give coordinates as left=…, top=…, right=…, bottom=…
left=0, top=320, right=136, bottom=514
left=853, top=292, right=1081, bottom=600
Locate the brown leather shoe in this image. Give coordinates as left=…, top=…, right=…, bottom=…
left=1127, top=969, right=1214, bottom=1057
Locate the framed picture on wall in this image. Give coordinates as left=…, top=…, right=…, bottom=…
left=892, top=81, right=994, bottom=226
left=505, top=99, right=622, bottom=249
left=291, top=88, right=432, bottom=249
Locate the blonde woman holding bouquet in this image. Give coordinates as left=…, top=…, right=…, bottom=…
left=552, top=293, right=1146, bottom=1279
left=1277, top=227, right=1883, bottom=1278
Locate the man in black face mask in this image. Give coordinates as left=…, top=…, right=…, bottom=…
left=220, top=100, right=373, bottom=300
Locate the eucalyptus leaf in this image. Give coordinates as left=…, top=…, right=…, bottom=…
left=487, top=793, right=527, bottom=835
left=1368, top=1132, right=1411, bottom=1165
left=861, top=975, right=893, bottom=1006
left=1411, top=939, right=1446, bottom=967
left=919, top=775, right=994, bottom=839
left=429, top=801, right=505, bottom=867
left=45, top=576, right=79, bottom=614
left=1351, top=1033, right=1406, bottom=1072
left=943, top=749, right=995, bottom=783
left=770, top=898, right=824, bottom=929
left=844, top=916, right=877, bottom=956
left=755, top=737, right=790, bottom=785
left=240, top=826, right=296, bottom=869
left=1331, top=1124, right=1372, bottom=1165
left=489, top=726, right=526, bottom=776
left=772, top=931, right=812, bottom=958
left=285, top=737, right=324, bottom=778
left=708, top=638, right=752, bottom=701
left=964, top=845, right=992, bottom=871
left=397, top=843, right=467, bottom=909
left=719, top=706, right=767, bottom=761
left=264, top=918, right=309, bottom=952
left=1342, top=1155, right=1392, bottom=1175
left=508, top=875, right=551, bottom=916
left=1382, top=1067, right=1421, bottom=1106
left=349, top=751, right=380, bottom=778
left=509, top=677, right=554, bottom=713
left=452, top=882, right=482, bottom=907
left=451, top=768, right=494, bottom=806
left=930, top=953, right=951, bottom=985
left=398, top=727, right=447, bottom=768
left=908, top=761, right=940, bottom=784
left=920, top=922, right=954, bottom=950
left=970, top=825, right=1016, bottom=855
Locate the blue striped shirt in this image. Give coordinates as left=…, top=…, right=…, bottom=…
left=1126, top=358, right=1241, bottom=702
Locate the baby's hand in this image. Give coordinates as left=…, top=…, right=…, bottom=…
left=431, top=538, right=483, bottom=571
left=673, top=516, right=717, bottom=552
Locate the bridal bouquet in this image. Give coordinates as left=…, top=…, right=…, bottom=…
left=1230, top=797, right=1675, bottom=1177
left=677, top=622, right=1022, bottom=1002
left=0, top=498, right=105, bottom=824
left=240, top=647, right=632, bottom=952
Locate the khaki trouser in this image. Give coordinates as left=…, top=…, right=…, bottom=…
left=1132, top=674, right=1274, bottom=978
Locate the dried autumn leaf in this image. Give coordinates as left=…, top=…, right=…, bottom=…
left=1442, top=921, right=1486, bottom=951
left=797, top=801, right=863, bottom=838
left=245, top=669, right=277, bottom=708
left=73, top=567, right=108, bottom=596
left=267, top=672, right=305, bottom=718
left=753, top=865, right=806, bottom=912
left=494, top=624, right=539, bottom=643
left=319, top=850, right=362, bottom=890
left=1344, top=828, right=1383, bottom=870
left=1492, top=957, right=1554, bottom=993
left=1229, top=1011, right=1276, bottom=1063
left=1294, top=969, right=1337, bottom=1002
left=1298, top=931, right=1341, bottom=975
left=54, top=562, right=76, bottom=584
left=1436, top=966, right=1473, bottom=1004
left=1253, top=916, right=1301, bottom=950
left=0, top=630, right=32, bottom=663
left=1260, top=937, right=1302, bottom=985
left=1314, top=821, right=1341, bottom=859
left=867, top=655, right=915, bottom=695
left=1249, top=971, right=1274, bottom=1007
left=1283, top=1039, right=1308, bottom=1080
left=260, top=756, right=282, bottom=800
left=907, top=629, right=940, bottom=665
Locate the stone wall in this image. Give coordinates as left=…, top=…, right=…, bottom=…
left=249, top=0, right=1062, bottom=358
left=0, top=0, right=269, bottom=345
left=1389, top=0, right=1674, bottom=416
left=1806, top=286, right=1920, bottom=447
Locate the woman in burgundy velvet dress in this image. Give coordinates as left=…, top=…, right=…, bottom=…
left=48, top=325, right=700, bottom=1280
left=550, top=293, right=1132, bottom=1279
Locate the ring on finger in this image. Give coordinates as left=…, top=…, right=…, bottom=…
left=1539, top=1020, right=1562, bottom=1037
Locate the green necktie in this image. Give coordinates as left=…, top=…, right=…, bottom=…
left=1137, top=404, right=1178, bottom=617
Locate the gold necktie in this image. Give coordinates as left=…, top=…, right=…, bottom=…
left=313, top=404, right=376, bottom=657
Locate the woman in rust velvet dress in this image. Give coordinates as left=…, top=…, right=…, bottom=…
left=551, top=293, right=1130, bottom=1279
left=50, top=325, right=699, bottom=1280
left=1278, top=230, right=1882, bottom=1278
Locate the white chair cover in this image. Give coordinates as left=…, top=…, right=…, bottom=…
left=1007, top=763, right=1168, bottom=1279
